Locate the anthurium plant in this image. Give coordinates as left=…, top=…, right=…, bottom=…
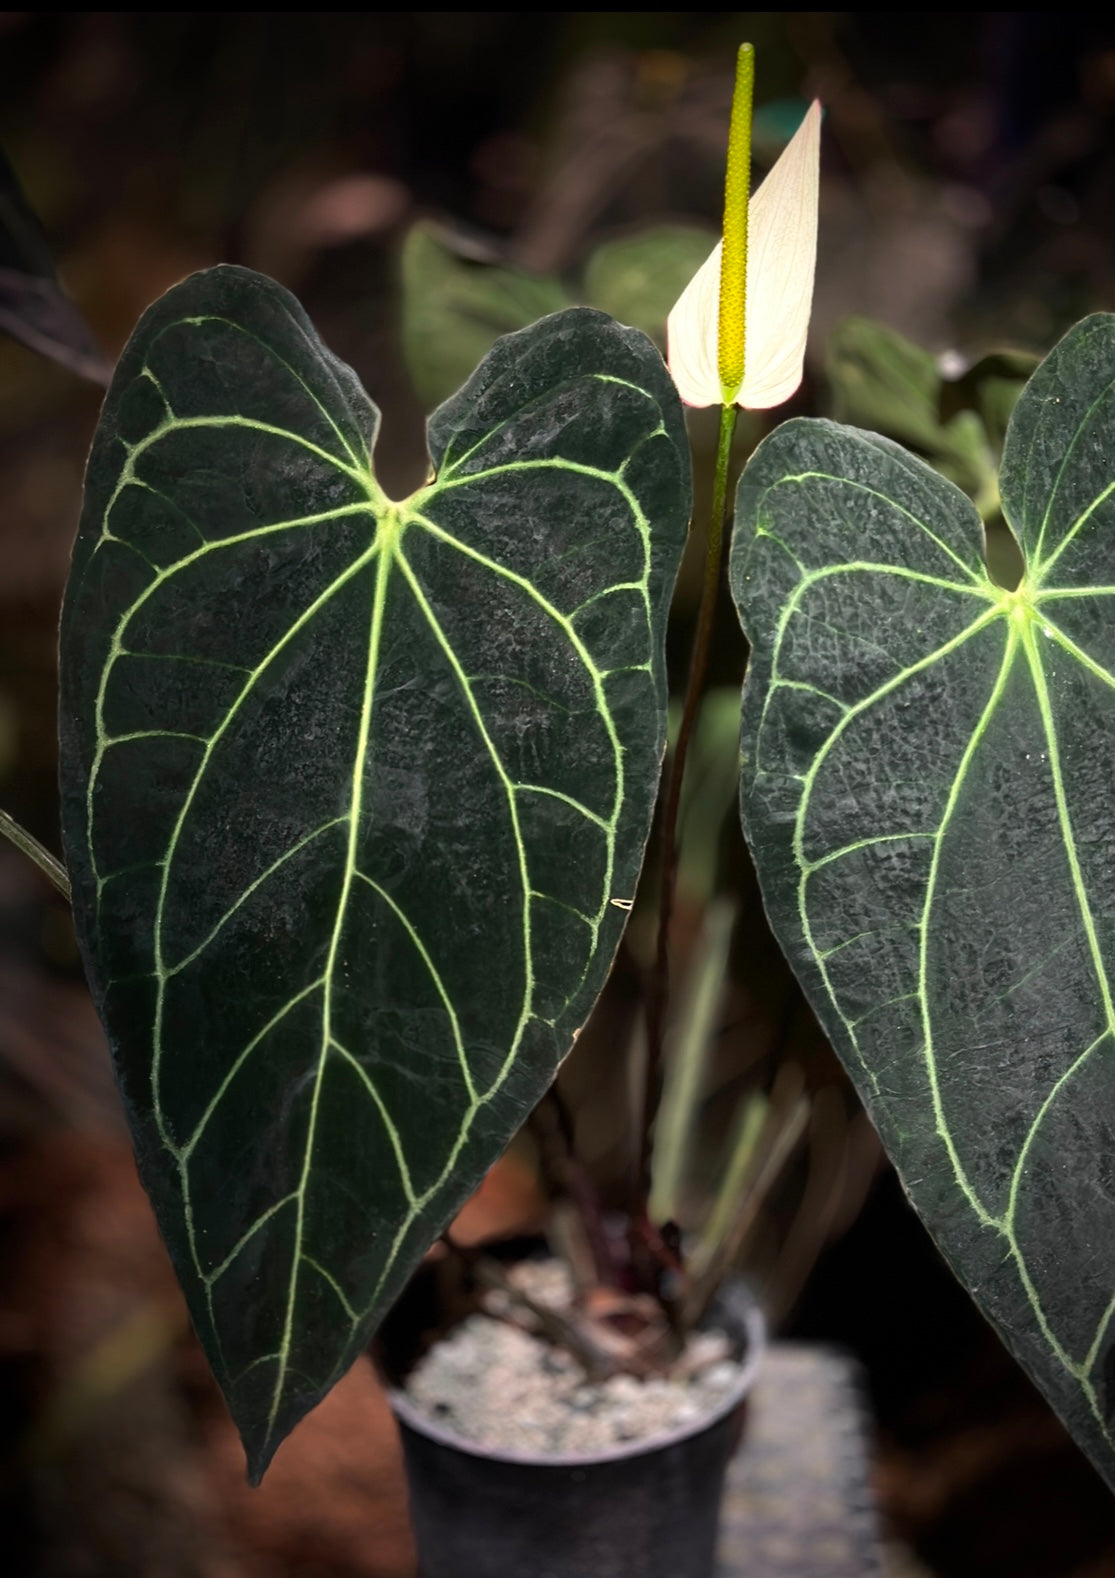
left=5, top=37, right=1115, bottom=1499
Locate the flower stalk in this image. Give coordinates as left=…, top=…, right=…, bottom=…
left=638, top=51, right=822, bottom=1239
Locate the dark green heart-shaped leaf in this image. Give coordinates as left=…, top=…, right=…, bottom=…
left=732, top=313, right=1115, bottom=1488
left=59, top=266, right=689, bottom=1479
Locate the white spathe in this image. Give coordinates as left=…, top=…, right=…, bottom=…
left=667, top=99, right=822, bottom=409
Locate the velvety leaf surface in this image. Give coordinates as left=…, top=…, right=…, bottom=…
left=732, top=314, right=1115, bottom=1487
left=59, top=266, right=689, bottom=1478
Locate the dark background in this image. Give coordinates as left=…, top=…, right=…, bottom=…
left=2, top=12, right=1115, bottom=1575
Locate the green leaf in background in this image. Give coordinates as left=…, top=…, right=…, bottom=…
left=826, top=315, right=1035, bottom=515
left=58, top=266, right=689, bottom=1478
left=582, top=226, right=715, bottom=351
left=400, top=221, right=568, bottom=410
left=400, top=220, right=715, bottom=411
left=826, top=314, right=947, bottom=455
left=731, top=314, right=1115, bottom=1487
left=938, top=347, right=1040, bottom=456
left=827, top=315, right=1038, bottom=589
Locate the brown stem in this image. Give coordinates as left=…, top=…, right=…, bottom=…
left=528, top=1087, right=620, bottom=1288
left=441, top=1233, right=617, bottom=1382
left=0, top=808, right=70, bottom=901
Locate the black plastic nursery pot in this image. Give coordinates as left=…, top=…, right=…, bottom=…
left=383, top=1282, right=765, bottom=1578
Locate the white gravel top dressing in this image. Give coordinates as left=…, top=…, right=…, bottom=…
left=401, top=1261, right=746, bottom=1457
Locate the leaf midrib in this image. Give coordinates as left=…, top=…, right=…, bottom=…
left=264, top=504, right=399, bottom=1445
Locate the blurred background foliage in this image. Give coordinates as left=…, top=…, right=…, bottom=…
left=3, top=12, right=1115, bottom=1577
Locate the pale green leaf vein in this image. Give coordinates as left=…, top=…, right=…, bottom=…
left=352, top=868, right=475, bottom=1101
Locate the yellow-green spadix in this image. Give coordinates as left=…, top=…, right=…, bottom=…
left=667, top=99, right=822, bottom=410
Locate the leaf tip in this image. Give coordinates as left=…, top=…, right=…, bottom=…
left=240, top=1415, right=285, bottom=1488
